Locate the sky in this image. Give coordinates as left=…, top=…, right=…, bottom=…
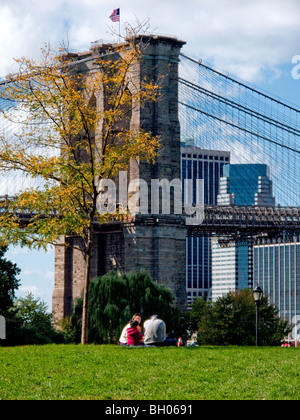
left=1, top=0, right=300, bottom=310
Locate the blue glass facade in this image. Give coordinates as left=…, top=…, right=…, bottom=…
left=218, top=164, right=275, bottom=206
left=237, top=243, right=250, bottom=290
left=212, top=163, right=275, bottom=300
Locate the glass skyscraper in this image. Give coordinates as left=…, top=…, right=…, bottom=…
left=211, top=238, right=253, bottom=300
left=254, top=238, right=300, bottom=323
left=217, top=164, right=275, bottom=206
left=181, top=147, right=230, bottom=305
left=212, top=163, right=275, bottom=300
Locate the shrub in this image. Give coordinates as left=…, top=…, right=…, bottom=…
left=191, top=289, right=291, bottom=346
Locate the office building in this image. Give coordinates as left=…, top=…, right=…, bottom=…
left=212, top=163, right=275, bottom=300
left=211, top=238, right=253, bottom=300
left=253, top=237, right=300, bottom=323
left=181, top=147, right=230, bottom=305
left=217, top=164, right=275, bottom=206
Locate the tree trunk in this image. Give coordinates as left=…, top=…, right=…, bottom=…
left=81, top=237, right=92, bottom=344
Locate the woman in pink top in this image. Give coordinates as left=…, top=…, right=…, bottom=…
left=126, top=320, right=144, bottom=346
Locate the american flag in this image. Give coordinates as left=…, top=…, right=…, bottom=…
left=109, top=8, right=120, bottom=22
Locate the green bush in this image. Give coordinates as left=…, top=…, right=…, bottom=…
left=190, top=289, right=291, bottom=346
left=3, top=292, right=63, bottom=346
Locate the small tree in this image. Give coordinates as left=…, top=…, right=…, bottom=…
left=13, top=292, right=62, bottom=345
left=188, top=295, right=209, bottom=333
left=192, top=289, right=291, bottom=346
left=0, top=25, right=161, bottom=343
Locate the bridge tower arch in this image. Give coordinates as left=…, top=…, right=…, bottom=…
left=52, top=35, right=188, bottom=322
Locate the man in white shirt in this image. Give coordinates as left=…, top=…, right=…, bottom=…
left=143, top=315, right=167, bottom=346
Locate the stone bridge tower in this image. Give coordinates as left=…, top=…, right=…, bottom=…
left=52, top=35, right=187, bottom=322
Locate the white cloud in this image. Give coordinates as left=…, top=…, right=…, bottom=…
left=7, top=244, right=55, bottom=309
left=6, top=246, right=30, bottom=256
left=0, top=0, right=299, bottom=81
left=175, top=0, right=300, bottom=82
left=22, top=269, right=54, bottom=281
left=6, top=244, right=54, bottom=256
left=18, top=285, right=39, bottom=295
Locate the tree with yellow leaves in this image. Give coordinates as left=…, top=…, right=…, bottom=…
left=0, top=27, right=161, bottom=344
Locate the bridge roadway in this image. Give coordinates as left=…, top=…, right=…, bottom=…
left=187, top=205, right=300, bottom=237
left=131, top=205, right=300, bottom=237
left=1, top=193, right=300, bottom=238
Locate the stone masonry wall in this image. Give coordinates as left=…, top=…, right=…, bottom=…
left=52, top=35, right=187, bottom=321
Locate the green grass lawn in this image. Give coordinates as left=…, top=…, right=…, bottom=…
left=0, top=344, right=299, bottom=400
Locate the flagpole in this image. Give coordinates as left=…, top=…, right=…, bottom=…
left=118, top=10, right=121, bottom=43
left=109, top=8, right=121, bottom=42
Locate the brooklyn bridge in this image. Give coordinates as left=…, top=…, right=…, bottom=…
left=0, top=35, right=300, bottom=319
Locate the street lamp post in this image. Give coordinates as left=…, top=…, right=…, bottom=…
left=253, top=285, right=263, bottom=346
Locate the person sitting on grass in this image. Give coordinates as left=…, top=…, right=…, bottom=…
left=126, top=319, right=144, bottom=346
left=119, top=313, right=142, bottom=346
left=143, top=314, right=175, bottom=346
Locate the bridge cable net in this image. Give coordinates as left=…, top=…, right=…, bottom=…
left=179, top=54, right=300, bottom=207
left=0, top=84, right=55, bottom=198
